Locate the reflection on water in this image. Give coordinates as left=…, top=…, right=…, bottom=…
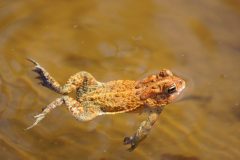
left=0, top=1, right=240, bottom=160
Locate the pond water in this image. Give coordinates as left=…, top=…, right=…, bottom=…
left=0, top=1, right=239, bottom=160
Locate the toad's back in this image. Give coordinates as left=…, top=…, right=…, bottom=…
left=79, top=80, right=144, bottom=113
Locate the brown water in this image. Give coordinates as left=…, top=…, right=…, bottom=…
left=0, top=1, right=240, bottom=160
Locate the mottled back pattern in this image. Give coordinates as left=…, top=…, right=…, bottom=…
left=79, top=80, right=143, bottom=113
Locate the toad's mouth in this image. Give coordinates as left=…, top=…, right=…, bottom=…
left=178, top=80, right=186, bottom=93
left=178, top=85, right=185, bottom=94
left=172, top=81, right=186, bottom=102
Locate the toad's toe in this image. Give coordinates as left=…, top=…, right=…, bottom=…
left=28, top=59, right=50, bottom=87
left=123, top=136, right=137, bottom=152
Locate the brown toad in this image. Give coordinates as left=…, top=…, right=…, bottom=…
left=27, top=59, right=185, bottom=151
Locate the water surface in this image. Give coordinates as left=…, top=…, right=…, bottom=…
left=0, top=1, right=239, bottom=160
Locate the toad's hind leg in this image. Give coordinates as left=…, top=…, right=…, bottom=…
left=28, top=59, right=101, bottom=95
left=26, top=96, right=101, bottom=130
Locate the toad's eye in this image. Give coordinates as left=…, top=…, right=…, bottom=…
left=166, top=85, right=176, bottom=94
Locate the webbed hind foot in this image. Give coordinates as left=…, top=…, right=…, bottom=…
left=27, top=58, right=62, bottom=93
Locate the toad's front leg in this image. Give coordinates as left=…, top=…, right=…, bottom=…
left=123, top=107, right=163, bottom=151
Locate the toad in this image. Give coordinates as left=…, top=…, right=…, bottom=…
left=27, top=59, right=185, bottom=151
